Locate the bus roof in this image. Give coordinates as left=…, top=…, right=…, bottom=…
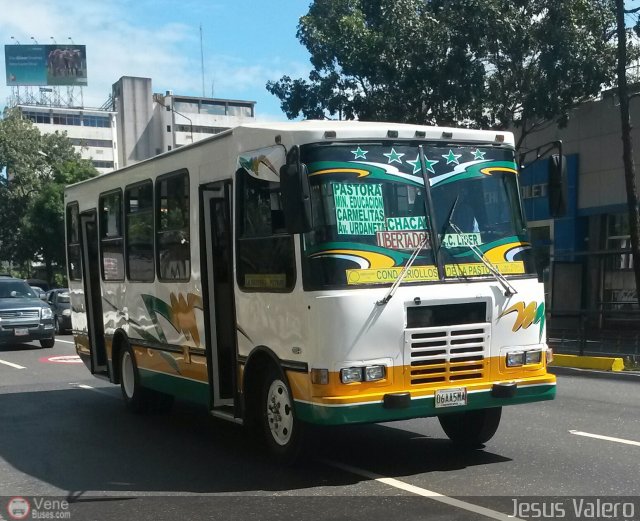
left=65, top=120, right=514, bottom=191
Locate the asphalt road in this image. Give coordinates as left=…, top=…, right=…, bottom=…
left=1, top=337, right=639, bottom=521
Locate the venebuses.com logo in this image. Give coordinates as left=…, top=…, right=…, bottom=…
left=5, top=497, right=70, bottom=520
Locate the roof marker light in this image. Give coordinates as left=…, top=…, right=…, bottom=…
left=324, top=131, right=336, bottom=139
left=442, top=131, right=453, bottom=139
left=387, top=130, right=399, bottom=138
left=495, top=134, right=505, bottom=143
left=414, top=131, right=426, bottom=138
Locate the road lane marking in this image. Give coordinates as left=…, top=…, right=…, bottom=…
left=69, top=382, right=120, bottom=399
left=327, top=460, right=523, bottom=521
left=55, top=339, right=75, bottom=345
left=569, top=430, right=640, bottom=447
left=39, top=355, right=83, bottom=364
left=0, top=359, right=26, bottom=369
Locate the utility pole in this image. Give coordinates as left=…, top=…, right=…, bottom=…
left=616, top=0, right=640, bottom=308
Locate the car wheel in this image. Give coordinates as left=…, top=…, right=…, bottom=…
left=260, top=366, right=304, bottom=463
left=40, top=337, right=55, bottom=349
left=438, top=407, right=502, bottom=448
left=54, top=316, right=60, bottom=334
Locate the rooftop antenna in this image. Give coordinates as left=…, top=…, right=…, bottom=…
left=10, top=36, right=20, bottom=44
left=200, top=24, right=205, bottom=98
left=30, top=36, right=39, bottom=44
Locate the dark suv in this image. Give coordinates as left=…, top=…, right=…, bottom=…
left=0, top=278, right=55, bottom=348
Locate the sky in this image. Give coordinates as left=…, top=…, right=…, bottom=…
left=0, top=0, right=313, bottom=121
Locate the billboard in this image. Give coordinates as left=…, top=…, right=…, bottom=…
left=5, top=44, right=87, bottom=86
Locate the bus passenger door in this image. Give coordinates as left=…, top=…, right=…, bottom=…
left=80, top=210, right=108, bottom=375
left=201, top=182, right=237, bottom=411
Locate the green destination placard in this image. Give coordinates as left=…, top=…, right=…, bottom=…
left=333, top=183, right=385, bottom=235
left=385, top=216, right=427, bottom=231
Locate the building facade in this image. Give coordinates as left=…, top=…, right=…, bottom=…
left=18, top=105, right=118, bottom=174
left=13, top=75, right=256, bottom=174
left=112, top=76, right=255, bottom=168
left=518, top=93, right=640, bottom=327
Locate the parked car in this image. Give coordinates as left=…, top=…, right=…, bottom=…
left=0, top=277, right=55, bottom=348
left=46, top=288, right=72, bottom=334
left=30, top=286, right=47, bottom=300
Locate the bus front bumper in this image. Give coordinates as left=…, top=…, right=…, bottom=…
left=293, top=377, right=556, bottom=426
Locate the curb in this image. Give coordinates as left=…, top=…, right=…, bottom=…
left=550, top=353, right=625, bottom=372
left=548, top=365, right=640, bottom=381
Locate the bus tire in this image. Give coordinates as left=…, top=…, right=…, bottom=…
left=438, top=407, right=502, bottom=448
left=119, top=343, right=151, bottom=413
left=260, top=366, right=303, bottom=463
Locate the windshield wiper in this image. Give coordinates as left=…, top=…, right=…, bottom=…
left=376, top=233, right=429, bottom=306
left=445, top=219, right=517, bottom=297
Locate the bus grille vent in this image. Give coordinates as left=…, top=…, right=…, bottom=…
left=405, top=323, right=489, bottom=385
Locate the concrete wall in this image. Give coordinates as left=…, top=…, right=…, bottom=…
left=112, top=76, right=155, bottom=167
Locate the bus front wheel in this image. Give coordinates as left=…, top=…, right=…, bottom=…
left=260, top=367, right=303, bottom=463
left=438, top=407, right=502, bottom=448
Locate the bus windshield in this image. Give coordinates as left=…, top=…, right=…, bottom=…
left=300, top=142, right=534, bottom=290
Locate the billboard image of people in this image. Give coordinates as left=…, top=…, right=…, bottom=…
left=5, top=44, right=87, bottom=86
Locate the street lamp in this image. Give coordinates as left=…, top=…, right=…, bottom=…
left=50, top=37, right=57, bottom=44
left=10, top=36, right=20, bottom=45
left=30, top=36, right=38, bottom=44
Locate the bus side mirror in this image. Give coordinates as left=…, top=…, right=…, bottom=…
left=548, top=154, right=567, bottom=218
left=280, top=145, right=312, bottom=234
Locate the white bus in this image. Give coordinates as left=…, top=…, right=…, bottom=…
left=65, top=120, right=556, bottom=460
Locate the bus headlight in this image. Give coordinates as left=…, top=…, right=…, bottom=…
left=340, top=365, right=387, bottom=383
left=525, top=350, right=542, bottom=364
left=340, top=367, right=363, bottom=384
left=506, top=351, right=525, bottom=367
left=364, top=365, right=386, bottom=382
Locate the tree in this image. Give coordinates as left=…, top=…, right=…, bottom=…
left=267, top=0, right=620, bottom=148
left=0, top=109, right=97, bottom=284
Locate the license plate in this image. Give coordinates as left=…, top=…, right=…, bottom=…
left=435, top=387, right=467, bottom=408
left=14, top=328, right=29, bottom=336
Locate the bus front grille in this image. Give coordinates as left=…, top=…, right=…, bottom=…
left=404, top=323, right=489, bottom=385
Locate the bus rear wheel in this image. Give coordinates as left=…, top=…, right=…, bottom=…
left=260, top=367, right=303, bottom=463
left=438, top=407, right=502, bottom=448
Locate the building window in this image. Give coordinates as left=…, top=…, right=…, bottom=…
left=226, top=104, right=253, bottom=118
left=606, top=213, right=633, bottom=270
left=52, top=113, right=82, bottom=126
left=167, top=125, right=171, bottom=132
left=99, top=190, right=125, bottom=281
left=69, top=138, right=113, bottom=148
left=83, top=115, right=111, bottom=128
left=199, top=101, right=226, bottom=116
left=92, top=160, right=115, bottom=169
left=126, top=181, right=154, bottom=282
left=156, top=171, right=190, bottom=281
left=23, top=111, right=51, bottom=124
left=235, top=168, right=295, bottom=292
left=66, top=203, right=82, bottom=281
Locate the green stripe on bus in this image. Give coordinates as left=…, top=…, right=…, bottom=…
left=294, top=383, right=556, bottom=426
left=138, top=368, right=209, bottom=406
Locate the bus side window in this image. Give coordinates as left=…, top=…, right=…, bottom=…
left=236, top=169, right=295, bottom=292
left=99, top=190, right=125, bottom=281
left=156, top=171, right=190, bottom=282
left=125, top=181, right=154, bottom=282
left=66, top=202, right=82, bottom=281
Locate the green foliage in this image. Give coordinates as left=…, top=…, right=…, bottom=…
left=268, top=0, right=623, bottom=147
left=0, top=108, right=98, bottom=284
